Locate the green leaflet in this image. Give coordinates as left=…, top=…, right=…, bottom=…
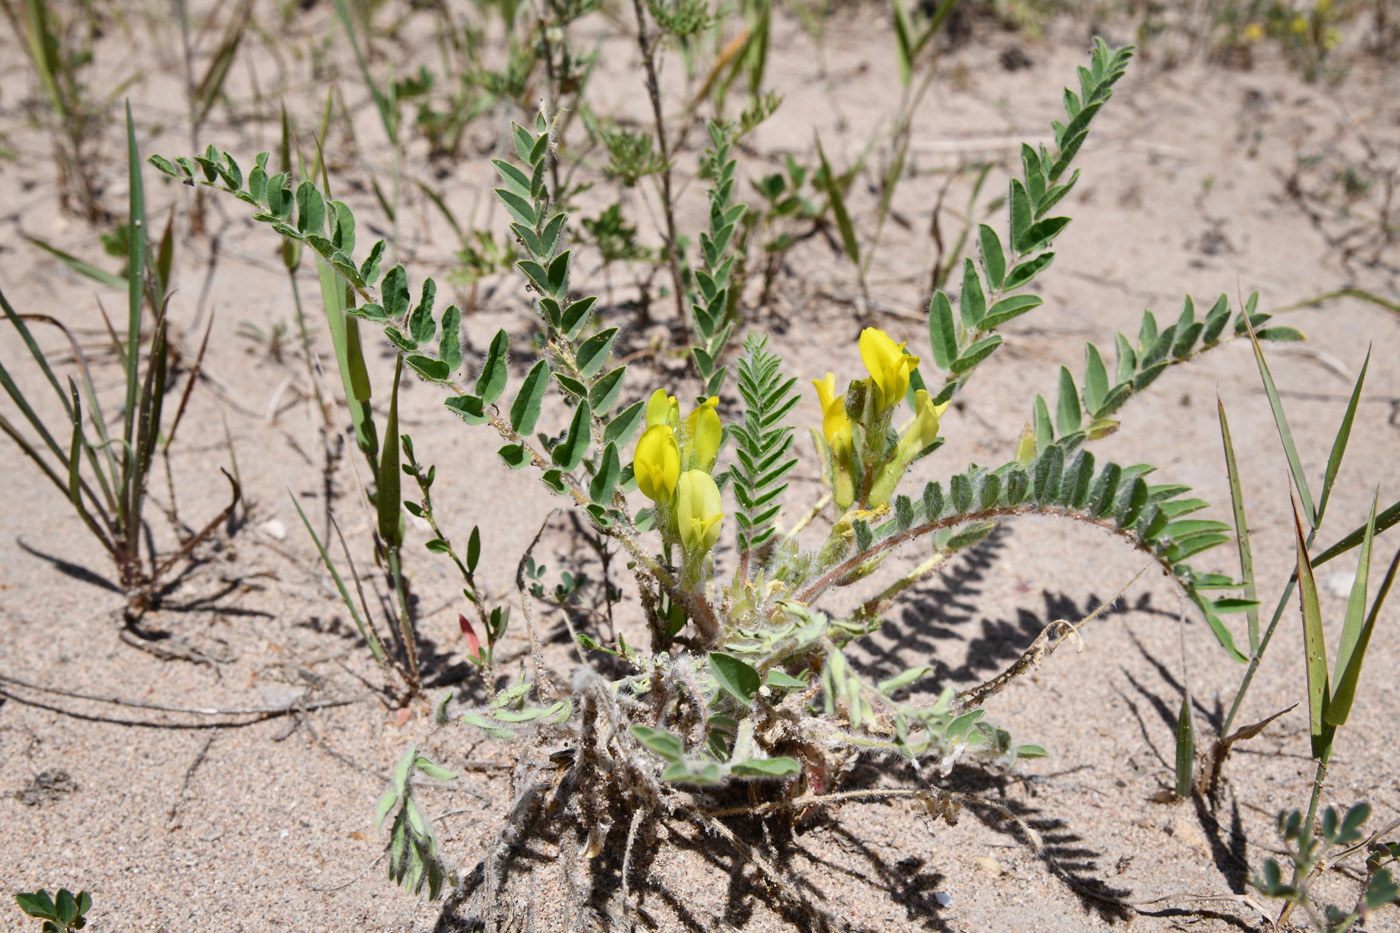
left=551, top=400, right=591, bottom=471
left=631, top=724, right=685, bottom=762
left=575, top=327, right=618, bottom=379
left=476, top=329, right=510, bottom=405
left=731, top=757, right=800, bottom=778
left=438, top=305, right=462, bottom=373
left=589, top=442, right=621, bottom=504
left=710, top=651, right=761, bottom=704
left=510, top=359, right=550, bottom=434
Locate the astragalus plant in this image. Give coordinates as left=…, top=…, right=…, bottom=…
left=154, top=38, right=1313, bottom=925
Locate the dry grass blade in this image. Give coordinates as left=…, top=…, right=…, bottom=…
left=1201, top=704, right=1296, bottom=802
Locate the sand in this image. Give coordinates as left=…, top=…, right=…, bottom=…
left=1, top=3, right=1398, bottom=931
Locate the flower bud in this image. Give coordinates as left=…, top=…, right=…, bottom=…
left=683, top=396, right=722, bottom=473
left=676, top=469, right=723, bottom=557
left=646, top=387, right=680, bottom=430
left=812, top=373, right=856, bottom=510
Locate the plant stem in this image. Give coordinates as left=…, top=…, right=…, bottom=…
left=1278, top=750, right=1333, bottom=928
left=387, top=544, right=419, bottom=691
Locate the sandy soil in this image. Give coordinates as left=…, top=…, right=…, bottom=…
left=1, top=3, right=1398, bottom=931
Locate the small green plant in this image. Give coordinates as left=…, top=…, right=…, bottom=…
left=14, top=888, right=91, bottom=933
left=155, top=38, right=1385, bottom=925
left=1254, top=803, right=1400, bottom=931
left=1, top=110, right=238, bottom=623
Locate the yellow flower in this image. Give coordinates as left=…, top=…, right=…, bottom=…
left=896, top=389, right=946, bottom=462
left=683, top=396, right=722, bottom=472
left=859, top=328, right=920, bottom=412
left=1243, top=22, right=1264, bottom=41
left=634, top=424, right=680, bottom=503
left=870, top=390, right=950, bottom=507
left=646, top=387, right=679, bottom=430
left=676, top=470, right=723, bottom=555
left=812, top=373, right=857, bottom=509
left=812, top=374, right=852, bottom=452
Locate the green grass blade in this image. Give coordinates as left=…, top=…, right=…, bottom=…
left=1332, top=546, right=1400, bottom=728
left=1315, top=348, right=1368, bottom=525
left=0, top=312, right=70, bottom=464
left=315, top=255, right=377, bottom=457
left=123, top=104, right=146, bottom=444
left=1275, top=287, right=1400, bottom=317
left=192, top=0, right=250, bottom=129
left=414, top=179, right=468, bottom=251
left=0, top=411, right=72, bottom=500
left=1218, top=398, right=1260, bottom=654
left=1245, top=314, right=1315, bottom=528
left=310, top=119, right=373, bottom=463
left=23, top=237, right=126, bottom=289
left=22, top=0, right=66, bottom=120
left=1314, top=498, right=1400, bottom=567
left=65, top=378, right=84, bottom=508
left=331, top=0, right=397, bottom=147
left=1174, top=689, right=1194, bottom=799
left=1292, top=500, right=1330, bottom=760
left=279, top=107, right=302, bottom=272
left=1325, top=494, right=1379, bottom=727
left=377, top=357, right=403, bottom=549
left=891, top=0, right=914, bottom=86
left=913, top=0, right=957, bottom=57
left=814, top=132, right=860, bottom=269
left=290, top=492, right=386, bottom=663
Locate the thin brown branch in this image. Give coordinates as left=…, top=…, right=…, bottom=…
left=0, top=670, right=369, bottom=716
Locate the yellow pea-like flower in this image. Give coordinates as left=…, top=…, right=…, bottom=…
left=811, top=374, right=852, bottom=453
left=676, top=469, right=724, bottom=556
left=896, top=389, right=946, bottom=461
left=683, top=396, right=722, bottom=472
left=812, top=373, right=857, bottom=510
left=646, top=387, right=680, bottom=430
left=870, top=389, right=951, bottom=507
left=634, top=424, right=680, bottom=503
left=859, top=327, right=920, bottom=412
